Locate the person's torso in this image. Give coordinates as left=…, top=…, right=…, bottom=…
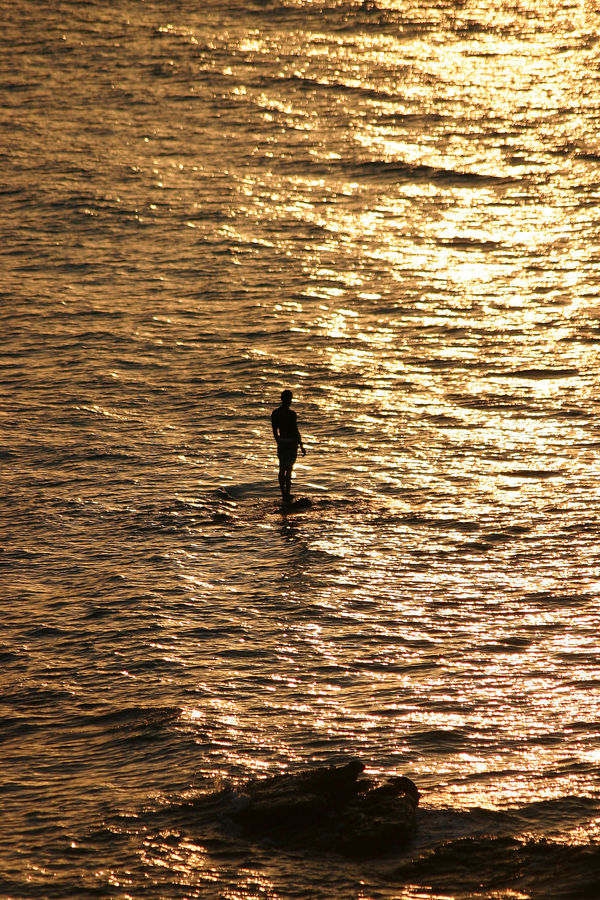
left=272, top=406, right=297, bottom=441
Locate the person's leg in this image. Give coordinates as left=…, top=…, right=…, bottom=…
left=278, top=462, right=287, bottom=499
left=284, top=462, right=293, bottom=500
left=277, top=447, right=297, bottom=502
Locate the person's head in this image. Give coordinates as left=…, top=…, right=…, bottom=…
left=281, top=389, right=293, bottom=407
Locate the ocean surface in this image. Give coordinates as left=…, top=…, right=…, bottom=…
left=2, top=1, right=600, bottom=897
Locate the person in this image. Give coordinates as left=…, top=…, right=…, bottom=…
left=271, top=389, right=305, bottom=503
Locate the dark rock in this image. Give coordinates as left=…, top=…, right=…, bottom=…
left=234, top=759, right=419, bottom=856
left=281, top=496, right=312, bottom=511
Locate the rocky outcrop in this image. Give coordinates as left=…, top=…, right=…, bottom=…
left=234, top=759, right=419, bottom=856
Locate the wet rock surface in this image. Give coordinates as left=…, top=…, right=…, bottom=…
left=234, top=759, right=419, bottom=856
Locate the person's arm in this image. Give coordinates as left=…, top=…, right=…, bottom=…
left=271, top=412, right=279, bottom=444
left=296, top=420, right=306, bottom=456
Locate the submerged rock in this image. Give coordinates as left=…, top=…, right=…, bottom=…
left=234, top=759, right=419, bottom=856
left=281, top=495, right=312, bottom=511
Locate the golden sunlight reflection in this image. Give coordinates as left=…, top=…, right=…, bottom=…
left=142, top=837, right=223, bottom=891
left=221, top=871, right=279, bottom=900
left=123, top=0, right=598, bottom=851
left=5, top=2, right=600, bottom=898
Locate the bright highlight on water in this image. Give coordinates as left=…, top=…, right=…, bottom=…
left=2, top=1, right=600, bottom=897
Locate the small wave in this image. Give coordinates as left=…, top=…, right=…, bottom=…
left=421, top=413, right=467, bottom=426
left=311, top=496, right=359, bottom=510
left=406, top=728, right=469, bottom=754
left=1, top=548, right=46, bottom=561
left=436, top=235, right=504, bottom=250
left=509, top=794, right=600, bottom=833
left=23, top=625, right=70, bottom=639
left=208, top=511, right=238, bottom=525
left=551, top=142, right=600, bottom=163
left=248, top=0, right=409, bottom=32
left=266, top=71, right=405, bottom=102
left=502, top=367, right=579, bottom=379
left=575, top=150, right=600, bottom=162
left=479, top=635, right=532, bottom=653
left=4, top=683, right=76, bottom=706
left=458, top=539, right=496, bottom=553
left=568, top=677, right=600, bottom=689
left=75, top=705, right=180, bottom=732
left=115, top=497, right=238, bottom=535
left=84, top=605, right=113, bottom=620
left=295, top=156, right=516, bottom=186
left=223, top=481, right=275, bottom=499
left=391, top=514, right=480, bottom=532
left=0, top=715, right=44, bottom=742
left=504, top=468, right=563, bottom=479
left=391, top=834, right=600, bottom=899
left=524, top=591, right=591, bottom=607
left=449, top=394, right=539, bottom=412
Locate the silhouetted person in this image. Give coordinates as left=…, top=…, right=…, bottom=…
left=271, top=390, right=305, bottom=503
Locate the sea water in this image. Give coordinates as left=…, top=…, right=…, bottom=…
left=2, top=1, right=600, bottom=897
